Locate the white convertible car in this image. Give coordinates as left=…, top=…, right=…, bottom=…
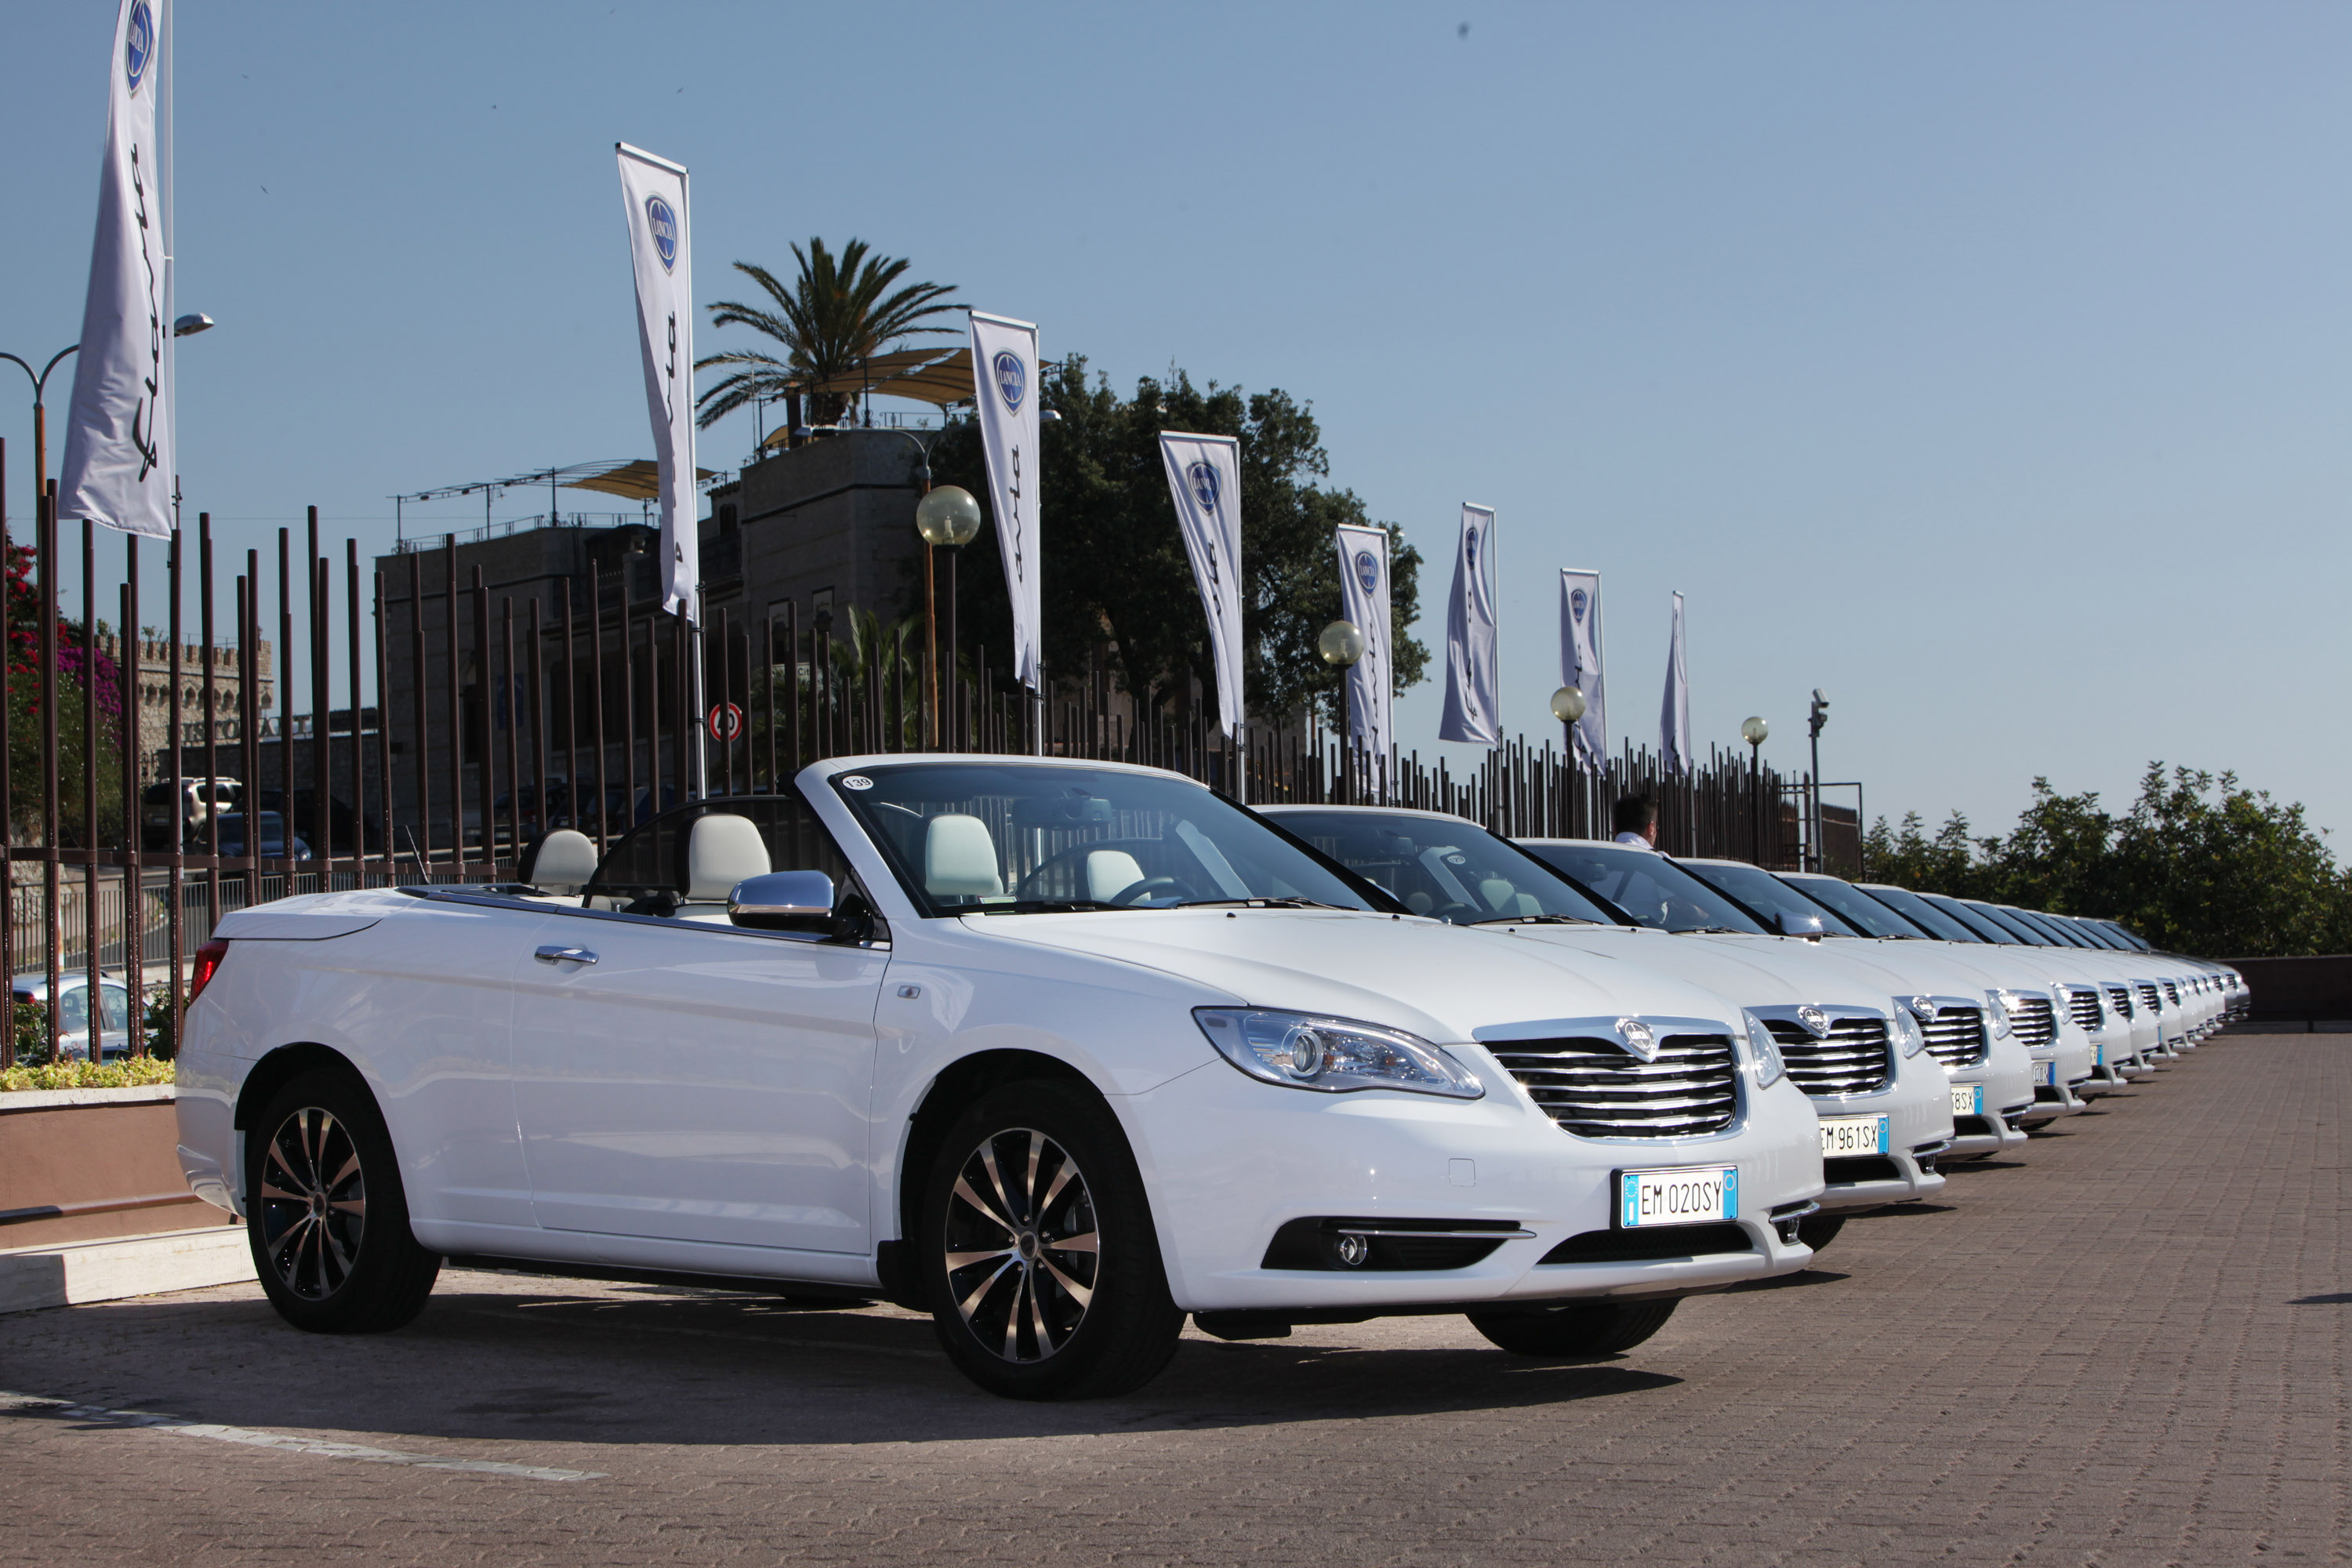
left=176, top=756, right=1825, bottom=1400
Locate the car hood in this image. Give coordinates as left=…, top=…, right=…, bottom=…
left=1678, top=932, right=2009, bottom=1002
left=1490, top=923, right=1893, bottom=1013
left=961, top=907, right=1746, bottom=1045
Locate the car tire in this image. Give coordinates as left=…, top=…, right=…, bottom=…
left=1796, top=1212, right=1846, bottom=1253
left=1463, top=1298, right=1679, bottom=1359
left=919, top=1080, right=1184, bottom=1400
left=246, top=1066, right=440, bottom=1334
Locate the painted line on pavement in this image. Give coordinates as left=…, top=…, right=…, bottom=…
left=0, top=1391, right=604, bottom=1482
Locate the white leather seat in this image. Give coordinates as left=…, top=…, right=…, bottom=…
left=1085, top=849, right=1146, bottom=903
left=685, top=815, right=771, bottom=902
left=924, top=815, right=1003, bottom=898
left=524, top=829, right=598, bottom=895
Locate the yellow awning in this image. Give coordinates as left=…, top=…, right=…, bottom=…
left=563, top=459, right=719, bottom=501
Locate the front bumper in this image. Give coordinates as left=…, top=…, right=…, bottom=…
left=1124, top=1048, right=1826, bottom=1315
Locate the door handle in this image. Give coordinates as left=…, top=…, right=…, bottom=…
left=534, top=946, right=598, bottom=966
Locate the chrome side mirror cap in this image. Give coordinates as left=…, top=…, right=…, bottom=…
left=729, top=870, right=836, bottom=933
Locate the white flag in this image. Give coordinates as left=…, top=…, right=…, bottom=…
left=1437, top=504, right=1499, bottom=746
left=1559, top=568, right=1606, bottom=770
left=57, top=0, right=172, bottom=539
left=1159, top=434, right=1244, bottom=739
left=1661, top=590, right=1692, bottom=775
left=970, top=312, right=1044, bottom=690
left=615, top=143, right=697, bottom=620
left=1334, top=524, right=1392, bottom=766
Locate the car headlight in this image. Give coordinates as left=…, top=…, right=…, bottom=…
left=1888, top=1004, right=1928, bottom=1058
left=1739, top=1011, right=1787, bottom=1090
left=1193, top=1008, right=1484, bottom=1099
left=1984, top=990, right=2013, bottom=1040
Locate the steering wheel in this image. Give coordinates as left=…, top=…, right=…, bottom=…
left=1108, top=876, right=1199, bottom=907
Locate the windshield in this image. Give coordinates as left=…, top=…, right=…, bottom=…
left=1779, top=873, right=1926, bottom=938
left=1675, top=859, right=1862, bottom=935
left=1921, top=892, right=2020, bottom=943
left=1965, top=900, right=2057, bottom=946
left=1270, top=810, right=1621, bottom=926
left=829, top=762, right=1390, bottom=917
left=2065, top=917, right=2128, bottom=951
left=1516, top=841, right=1770, bottom=935
left=2007, top=906, right=2092, bottom=948
left=1857, top=884, right=1984, bottom=942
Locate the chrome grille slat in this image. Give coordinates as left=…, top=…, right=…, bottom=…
left=1760, top=1017, right=1891, bottom=1096
left=2067, top=988, right=2103, bottom=1031
left=2107, top=984, right=2134, bottom=1019
left=1494, top=1033, right=1738, bottom=1139
left=2137, top=982, right=2161, bottom=1014
left=2009, top=996, right=2057, bottom=1049
left=1922, top=1007, right=1987, bottom=1069
left=2163, top=981, right=2180, bottom=1006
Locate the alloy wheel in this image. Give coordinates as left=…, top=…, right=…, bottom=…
left=257, top=1106, right=368, bottom=1300
left=942, top=1128, right=1099, bottom=1362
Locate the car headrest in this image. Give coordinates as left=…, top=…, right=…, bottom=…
left=924, top=815, right=1003, bottom=898
left=685, top=814, right=771, bottom=902
left=524, top=829, right=599, bottom=895
left=1085, top=849, right=1145, bottom=903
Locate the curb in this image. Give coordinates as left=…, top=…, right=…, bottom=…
left=0, top=1225, right=252, bottom=1315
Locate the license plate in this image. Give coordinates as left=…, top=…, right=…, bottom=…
left=1951, top=1084, right=1984, bottom=1117
left=2094, top=1045, right=2104, bottom=1067
left=2036, top=1061, right=2056, bottom=1086
left=1617, top=1165, right=1738, bottom=1229
left=1819, top=1114, right=1889, bottom=1157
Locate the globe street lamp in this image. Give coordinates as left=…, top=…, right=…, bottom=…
left=1741, top=716, right=1769, bottom=864
left=915, top=485, right=983, bottom=746
left=1318, top=620, right=1365, bottom=667
left=1551, top=684, right=1588, bottom=742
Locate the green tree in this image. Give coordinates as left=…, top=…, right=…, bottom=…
left=694, top=239, right=963, bottom=434
left=920, top=358, right=1427, bottom=725
left=1864, top=764, right=2352, bottom=957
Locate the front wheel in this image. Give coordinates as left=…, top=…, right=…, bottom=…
left=246, top=1066, right=440, bottom=1334
left=920, top=1080, right=1184, bottom=1399
left=1465, top=1298, right=1679, bottom=1358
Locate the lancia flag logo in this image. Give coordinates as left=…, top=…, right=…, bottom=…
left=1615, top=1018, right=1660, bottom=1062
left=644, top=196, right=679, bottom=273
left=124, top=2, right=154, bottom=93
left=1355, top=550, right=1379, bottom=593
left=1188, top=460, right=1219, bottom=516
left=993, top=350, right=1025, bottom=411
left=1160, top=434, right=1246, bottom=741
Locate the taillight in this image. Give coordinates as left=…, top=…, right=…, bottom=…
left=187, top=940, right=230, bottom=1007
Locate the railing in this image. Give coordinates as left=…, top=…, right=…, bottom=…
left=1, top=461, right=1798, bottom=1069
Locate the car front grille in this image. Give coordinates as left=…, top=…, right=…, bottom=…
left=1491, top=1032, right=1739, bottom=1139
left=1922, top=1006, right=1989, bottom=1069
left=1760, top=1015, right=1891, bottom=1096
left=2107, top=983, right=2133, bottom=1019
left=2138, top=982, right=2162, bottom=1014
left=2008, top=996, right=2057, bottom=1049
left=2067, top=988, right=2102, bottom=1031
left=2163, top=980, right=2180, bottom=1007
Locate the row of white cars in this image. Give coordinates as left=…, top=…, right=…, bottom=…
left=172, top=755, right=2244, bottom=1399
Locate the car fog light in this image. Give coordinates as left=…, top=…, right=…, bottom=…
left=1285, top=1025, right=1327, bottom=1080
left=1334, top=1233, right=1370, bottom=1266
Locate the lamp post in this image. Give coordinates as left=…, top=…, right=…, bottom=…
left=1319, top=620, right=1364, bottom=800
left=915, top=485, right=983, bottom=748
left=0, top=346, right=79, bottom=515
left=1741, top=715, right=1769, bottom=865
left=1806, top=688, right=1828, bottom=872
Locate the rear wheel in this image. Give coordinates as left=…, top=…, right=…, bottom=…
left=1465, top=1298, right=1678, bottom=1359
left=919, top=1081, right=1184, bottom=1399
left=246, top=1067, right=440, bottom=1334
left=1796, top=1212, right=1847, bottom=1253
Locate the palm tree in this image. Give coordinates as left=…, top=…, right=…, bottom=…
left=694, top=238, right=962, bottom=437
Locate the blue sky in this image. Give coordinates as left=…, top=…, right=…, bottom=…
left=4, top=2, right=2347, bottom=846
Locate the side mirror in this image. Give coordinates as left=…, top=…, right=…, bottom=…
left=1777, top=909, right=1826, bottom=938
left=729, top=870, right=837, bottom=934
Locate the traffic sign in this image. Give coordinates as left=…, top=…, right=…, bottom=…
left=706, top=702, right=744, bottom=742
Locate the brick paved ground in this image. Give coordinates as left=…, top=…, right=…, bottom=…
left=1, top=1033, right=2344, bottom=1566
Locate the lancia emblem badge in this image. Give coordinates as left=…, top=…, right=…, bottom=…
left=993, top=350, right=1025, bottom=411
left=1187, top=460, right=1218, bottom=516
left=1614, top=1018, right=1658, bottom=1062
left=644, top=196, right=679, bottom=273
left=1570, top=586, right=1588, bottom=622
left=125, top=2, right=154, bottom=94
left=1906, top=996, right=1938, bottom=1023
left=1795, top=1005, right=1830, bottom=1037
left=1354, top=549, right=1379, bottom=594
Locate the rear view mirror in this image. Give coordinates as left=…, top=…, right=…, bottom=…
left=729, top=870, right=837, bottom=934
left=1777, top=909, right=1825, bottom=938
left=1011, top=794, right=1115, bottom=828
